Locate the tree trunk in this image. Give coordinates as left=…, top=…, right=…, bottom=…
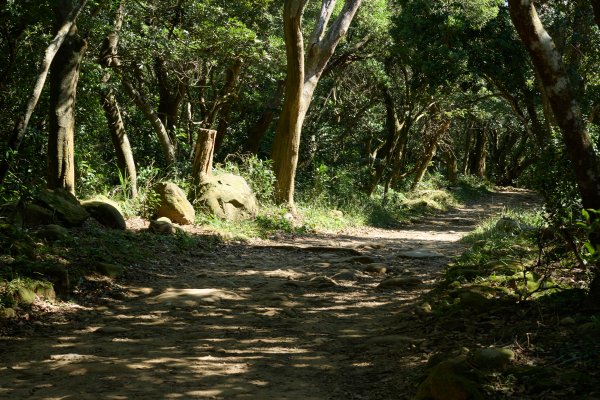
left=365, top=86, right=404, bottom=196
left=101, top=91, right=138, bottom=198
left=123, top=79, right=176, bottom=166
left=509, top=0, right=600, bottom=301
left=244, top=80, right=285, bottom=154
left=444, top=148, right=458, bottom=184
left=272, top=0, right=362, bottom=208
left=47, top=1, right=87, bottom=194
left=155, top=57, right=186, bottom=136
left=189, top=128, right=216, bottom=200
left=470, top=127, right=487, bottom=179
left=0, top=0, right=88, bottom=185
left=411, top=118, right=451, bottom=190
left=99, top=0, right=137, bottom=198
left=214, top=59, right=243, bottom=153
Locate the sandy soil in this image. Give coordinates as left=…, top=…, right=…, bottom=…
left=0, top=189, right=539, bottom=400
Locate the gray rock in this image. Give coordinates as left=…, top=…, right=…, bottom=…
left=378, top=277, right=423, bottom=289
left=363, top=263, right=388, bottom=274
left=194, top=173, right=258, bottom=221
left=331, top=269, right=364, bottom=281
left=149, top=218, right=175, bottom=235
left=81, top=200, right=126, bottom=230
left=154, top=182, right=195, bottom=225
left=399, top=249, right=445, bottom=258
left=470, top=347, right=515, bottom=370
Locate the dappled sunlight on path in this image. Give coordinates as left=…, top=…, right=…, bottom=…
left=0, top=189, right=539, bottom=399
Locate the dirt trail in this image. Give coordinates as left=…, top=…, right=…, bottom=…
left=0, top=189, right=539, bottom=400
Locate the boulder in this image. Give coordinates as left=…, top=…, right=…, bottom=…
left=149, top=217, right=175, bottom=235
left=378, top=276, right=423, bottom=289
left=154, top=182, right=195, bottom=225
left=194, top=173, right=258, bottom=221
left=36, top=224, right=69, bottom=242
left=81, top=200, right=126, bottom=230
left=23, top=203, right=55, bottom=226
left=34, top=189, right=89, bottom=227
left=470, top=347, right=515, bottom=370
left=1, top=308, right=17, bottom=318
left=416, top=356, right=484, bottom=400
left=95, top=262, right=125, bottom=278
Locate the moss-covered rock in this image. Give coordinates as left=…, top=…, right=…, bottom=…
left=16, top=286, right=36, bottom=306
left=0, top=223, right=35, bottom=257
left=82, top=200, right=126, bottom=230
left=95, top=262, right=125, bottom=278
left=416, top=356, right=484, bottom=400
left=34, top=189, right=89, bottom=227
left=36, top=224, right=69, bottom=242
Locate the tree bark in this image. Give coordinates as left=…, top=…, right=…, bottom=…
left=47, top=0, right=87, bottom=194
left=214, top=59, right=243, bottom=152
left=411, top=117, right=451, bottom=190
left=101, top=91, right=138, bottom=197
left=469, top=127, right=487, bottom=179
left=508, top=0, right=600, bottom=210
left=99, top=0, right=138, bottom=198
left=123, top=79, right=176, bottom=166
left=244, top=80, right=285, bottom=155
left=365, top=86, right=404, bottom=196
left=189, top=128, right=216, bottom=200
left=0, top=0, right=88, bottom=185
left=272, top=0, right=362, bottom=208
left=509, top=0, right=600, bottom=301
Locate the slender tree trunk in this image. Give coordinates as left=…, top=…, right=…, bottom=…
left=272, top=0, right=362, bottom=208
left=47, top=1, right=87, bottom=194
left=101, top=91, right=138, bottom=198
left=99, top=0, right=137, bottom=198
left=123, top=79, right=176, bottom=166
left=213, top=59, right=242, bottom=153
left=0, top=0, right=87, bottom=185
left=411, top=118, right=451, bottom=190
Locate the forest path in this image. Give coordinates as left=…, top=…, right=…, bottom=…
left=0, top=189, right=539, bottom=400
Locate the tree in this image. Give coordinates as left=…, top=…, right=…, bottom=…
left=99, top=0, right=138, bottom=198
left=0, top=0, right=88, bottom=186
left=508, top=0, right=600, bottom=299
left=271, top=0, right=362, bottom=208
left=47, top=0, right=88, bottom=193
